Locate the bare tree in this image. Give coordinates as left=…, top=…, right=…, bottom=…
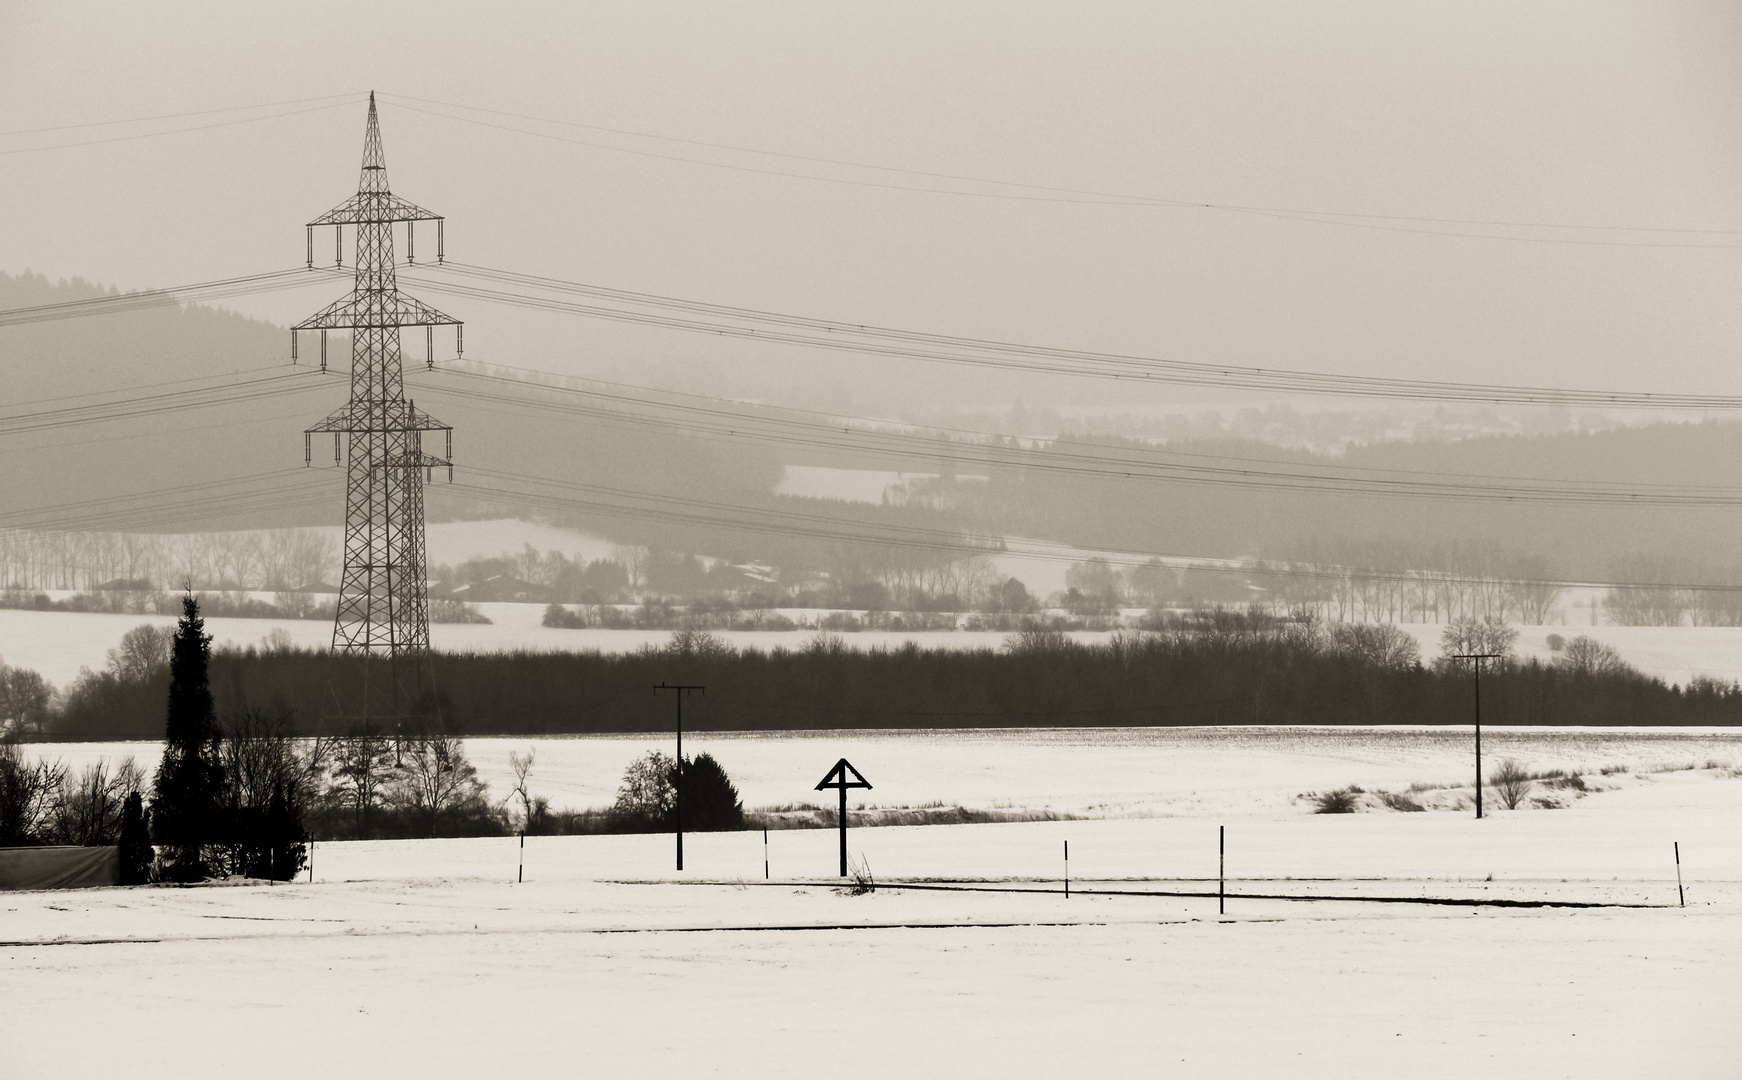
left=1438, top=615, right=1517, bottom=664
left=52, top=758, right=145, bottom=845
left=1504, top=571, right=1563, bottom=625
left=331, top=732, right=399, bottom=836
left=399, top=734, right=486, bottom=837
left=0, top=738, right=65, bottom=844
left=1556, top=636, right=1633, bottom=677
left=506, top=749, right=536, bottom=828
left=107, top=624, right=173, bottom=681
left=0, top=665, right=56, bottom=737
left=1329, top=622, right=1421, bottom=670
left=613, top=545, right=650, bottom=594
left=1490, top=759, right=1533, bottom=810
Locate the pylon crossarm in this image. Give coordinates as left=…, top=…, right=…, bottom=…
left=306, top=403, right=451, bottom=434
left=309, top=192, right=443, bottom=227
left=294, top=290, right=460, bottom=331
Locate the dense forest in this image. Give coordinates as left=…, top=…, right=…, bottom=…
left=47, top=616, right=1742, bottom=740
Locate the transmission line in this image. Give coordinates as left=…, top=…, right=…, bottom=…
left=438, top=465, right=1742, bottom=595
left=409, top=363, right=1742, bottom=508
left=380, top=93, right=1742, bottom=248
left=0, top=268, right=331, bottom=329
left=0, top=99, right=360, bottom=157
left=408, top=262, right=1742, bottom=409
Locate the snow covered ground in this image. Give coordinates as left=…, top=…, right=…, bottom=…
left=4, top=773, right=1738, bottom=1077
left=30, top=726, right=1742, bottom=819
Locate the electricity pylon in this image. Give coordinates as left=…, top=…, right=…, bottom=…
left=293, top=92, right=458, bottom=728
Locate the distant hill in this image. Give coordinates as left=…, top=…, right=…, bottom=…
left=4, top=270, right=1736, bottom=582
left=0, top=272, right=783, bottom=535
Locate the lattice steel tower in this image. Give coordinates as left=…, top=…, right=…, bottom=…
left=293, top=93, right=459, bottom=723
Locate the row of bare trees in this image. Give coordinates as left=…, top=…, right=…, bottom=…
left=0, top=528, right=335, bottom=592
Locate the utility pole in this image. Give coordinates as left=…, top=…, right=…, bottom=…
left=295, top=92, right=458, bottom=733
left=655, top=683, right=703, bottom=871
left=1453, top=653, right=1501, bottom=819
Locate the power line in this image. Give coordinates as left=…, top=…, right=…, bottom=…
left=412, top=262, right=1742, bottom=409
left=438, top=359, right=1736, bottom=494
left=0, top=470, right=331, bottom=534
left=0, top=93, right=363, bottom=138
left=0, top=370, right=328, bottom=437
left=0, top=99, right=361, bottom=157
left=380, top=92, right=1742, bottom=248
left=0, top=268, right=331, bottom=329
left=8, top=257, right=1739, bottom=411
left=411, top=363, right=1742, bottom=508
left=438, top=464, right=1742, bottom=595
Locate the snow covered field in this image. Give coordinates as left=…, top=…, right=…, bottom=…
left=4, top=772, right=1738, bottom=1077
left=32, top=726, right=1742, bottom=820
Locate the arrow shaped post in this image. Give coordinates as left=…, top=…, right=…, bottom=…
left=815, top=758, right=872, bottom=878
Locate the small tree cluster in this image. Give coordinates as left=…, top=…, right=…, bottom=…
left=1438, top=616, right=1518, bottom=666
left=311, top=728, right=497, bottom=840
left=0, top=736, right=147, bottom=849
left=611, top=750, right=744, bottom=832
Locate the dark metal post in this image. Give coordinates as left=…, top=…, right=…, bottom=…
left=837, top=785, right=848, bottom=877
left=678, top=704, right=683, bottom=871
left=1675, top=842, right=1684, bottom=907
left=1219, top=825, right=1224, bottom=915
left=518, top=831, right=524, bottom=884
left=1474, top=660, right=1483, bottom=820
left=655, top=684, right=704, bottom=872
left=764, top=827, right=769, bottom=881
left=308, top=840, right=314, bottom=884
left=1064, top=840, right=1069, bottom=899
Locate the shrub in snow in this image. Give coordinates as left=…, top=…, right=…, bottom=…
left=1378, top=790, right=1424, bottom=812
left=1312, top=787, right=1361, bottom=814
left=1490, top=759, right=1533, bottom=810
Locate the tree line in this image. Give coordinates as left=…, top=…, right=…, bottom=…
left=0, top=527, right=337, bottom=593
left=40, top=611, right=1742, bottom=741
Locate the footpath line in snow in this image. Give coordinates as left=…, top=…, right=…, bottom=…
left=652, top=878, right=1675, bottom=910
left=0, top=920, right=1146, bottom=949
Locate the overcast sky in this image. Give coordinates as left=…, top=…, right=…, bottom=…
left=2, top=1, right=1740, bottom=412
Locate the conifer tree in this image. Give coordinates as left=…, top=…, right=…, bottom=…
left=118, top=791, right=152, bottom=885
left=150, top=596, right=224, bottom=881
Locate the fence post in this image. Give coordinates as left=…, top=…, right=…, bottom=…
left=1064, top=840, right=1069, bottom=899
left=1675, top=842, right=1684, bottom=907
left=518, top=831, right=524, bottom=884
left=1219, top=825, right=1225, bottom=916
left=763, top=827, right=769, bottom=881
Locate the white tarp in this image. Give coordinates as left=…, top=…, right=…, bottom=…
left=0, top=845, right=120, bottom=891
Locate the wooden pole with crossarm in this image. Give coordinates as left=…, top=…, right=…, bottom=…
left=1452, top=654, right=1501, bottom=819
left=815, top=758, right=872, bottom=877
